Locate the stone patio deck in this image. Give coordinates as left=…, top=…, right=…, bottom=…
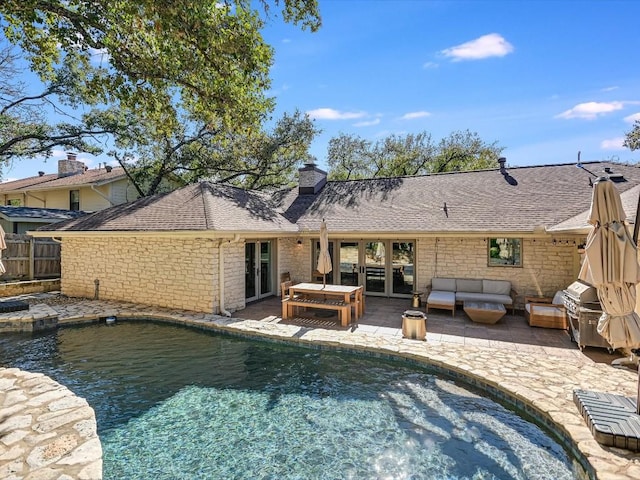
left=1, top=293, right=640, bottom=479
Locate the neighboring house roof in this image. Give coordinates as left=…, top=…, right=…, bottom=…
left=0, top=206, right=87, bottom=223
left=33, top=161, right=640, bottom=236
left=0, top=173, right=60, bottom=191
left=0, top=167, right=127, bottom=193
left=36, top=182, right=299, bottom=233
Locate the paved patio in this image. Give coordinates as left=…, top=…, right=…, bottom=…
left=241, top=295, right=620, bottom=365
left=2, top=292, right=640, bottom=479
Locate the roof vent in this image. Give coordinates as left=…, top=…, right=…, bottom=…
left=603, top=167, right=626, bottom=183
left=38, top=171, right=45, bottom=177
left=498, top=157, right=506, bottom=171
left=105, top=165, right=113, bottom=172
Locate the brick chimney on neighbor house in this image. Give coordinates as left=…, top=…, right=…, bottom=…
left=58, top=152, right=86, bottom=177
left=298, top=161, right=327, bottom=195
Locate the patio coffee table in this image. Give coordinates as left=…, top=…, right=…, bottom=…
left=463, top=301, right=506, bottom=324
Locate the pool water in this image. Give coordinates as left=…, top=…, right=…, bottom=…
left=0, top=321, right=579, bottom=479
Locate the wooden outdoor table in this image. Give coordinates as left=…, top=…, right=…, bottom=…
left=282, top=283, right=364, bottom=326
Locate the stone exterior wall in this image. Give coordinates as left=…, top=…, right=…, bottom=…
left=61, top=237, right=220, bottom=313
left=278, top=238, right=311, bottom=290
left=0, top=279, right=61, bottom=298
left=416, top=236, right=584, bottom=309
left=220, top=240, right=245, bottom=313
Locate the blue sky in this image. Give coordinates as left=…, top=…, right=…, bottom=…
left=263, top=0, right=640, bottom=171
left=3, top=0, right=640, bottom=180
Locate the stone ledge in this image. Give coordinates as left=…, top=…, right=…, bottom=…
left=0, top=367, right=102, bottom=480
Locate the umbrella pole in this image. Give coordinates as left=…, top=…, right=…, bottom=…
left=633, top=348, right=640, bottom=415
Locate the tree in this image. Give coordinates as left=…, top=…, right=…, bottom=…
left=326, top=130, right=504, bottom=180
left=624, top=120, right=640, bottom=151
left=0, top=41, right=115, bottom=164
left=0, top=1, right=321, bottom=187
left=1, top=1, right=320, bottom=130
left=103, top=109, right=319, bottom=196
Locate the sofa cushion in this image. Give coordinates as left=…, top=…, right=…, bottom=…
left=456, top=292, right=513, bottom=305
left=431, top=277, right=457, bottom=292
left=552, top=290, right=565, bottom=305
left=482, top=279, right=511, bottom=296
left=456, top=279, right=483, bottom=293
left=427, top=290, right=456, bottom=306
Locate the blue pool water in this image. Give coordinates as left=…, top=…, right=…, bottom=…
left=0, top=321, right=580, bottom=479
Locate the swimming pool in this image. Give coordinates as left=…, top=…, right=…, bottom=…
left=1, top=321, right=580, bottom=479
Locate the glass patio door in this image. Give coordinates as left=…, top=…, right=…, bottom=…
left=338, top=242, right=360, bottom=286
left=245, top=241, right=274, bottom=302
left=337, top=240, right=414, bottom=297
left=364, top=241, right=386, bottom=294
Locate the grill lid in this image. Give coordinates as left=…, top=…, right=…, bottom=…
left=564, top=280, right=599, bottom=304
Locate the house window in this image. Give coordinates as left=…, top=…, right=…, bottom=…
left=70, top=190, right=80, bottom=211
left=488, top=238, right=522, bottom=267
left=6, top=199, right=21, bottom=206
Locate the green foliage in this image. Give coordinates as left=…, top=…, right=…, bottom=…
left=103, top=109, right=319, bottom=196
left=327, top=130, right=504, bottom=180
left=0, top=1, right=321, bottom=186
left=624, top=120, right=640, bottom=151
left=0, top=41, right=112, bottom=166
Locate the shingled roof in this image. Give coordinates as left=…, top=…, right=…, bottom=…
left=36, top=182, right=299, bottom=233
left=0, top=206, right=87, bottom=223
left=33, top=161, right=640, bottom=236
left=0, top=167, right=126, bottom=193
left=275, top=161, right=640, bottom=234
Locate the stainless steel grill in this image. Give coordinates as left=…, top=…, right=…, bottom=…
left=562, top=280, right=612, bottom=351
left=563, top=280, right=601, bottom=315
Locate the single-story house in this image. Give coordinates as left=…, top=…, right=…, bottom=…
left=31, top=160, right=640, bottom=315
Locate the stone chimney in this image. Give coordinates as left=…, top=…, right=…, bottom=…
left=298, top=161, right=327, bottom=195
left=58, top=152, right=86, bottom=177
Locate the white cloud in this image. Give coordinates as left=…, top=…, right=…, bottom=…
left=400, top=111, right=431, bottom=120
left=88, top=47, right=110, bottom=66
left=601, top=86, right=619, bottom=92
left=353, top=118, right=381, bottom=127
left=600, top=137, right=626, bottom=149
left=306, top=108, right=366, bottom=120
left=556, top=101, right=624, bottom=120
left=441, top=33, right=514, bottom=61
left=624, top=112, right=640, bottom=123
left=422, top=61, right=438, bottom=69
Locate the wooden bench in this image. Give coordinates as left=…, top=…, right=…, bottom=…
left=282, top=297, right=351, bottom=326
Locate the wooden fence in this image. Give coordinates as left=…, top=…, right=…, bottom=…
left=1, top=234, right=61, bottom=280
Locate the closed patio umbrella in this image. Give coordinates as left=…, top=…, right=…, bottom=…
left=317, top=219, right=332, bottom=286
left=578, top=176, right=640, bottom=414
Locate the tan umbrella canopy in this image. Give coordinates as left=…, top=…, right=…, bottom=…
left=317, top=219, right=332, bottom=286
left=579, top=177, right=640, bottom=414
left=579, top=177, right=640, bottom=349
left=0, top=225, right=6, bottom=274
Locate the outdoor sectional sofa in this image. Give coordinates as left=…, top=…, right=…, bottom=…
left=425, top=277, right=517, bottom=317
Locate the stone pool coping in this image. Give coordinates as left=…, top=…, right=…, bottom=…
left=2, top=299, right=640, bottom=479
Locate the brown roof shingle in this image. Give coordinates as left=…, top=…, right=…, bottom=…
left=35, top=161, right=640, bottom=236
